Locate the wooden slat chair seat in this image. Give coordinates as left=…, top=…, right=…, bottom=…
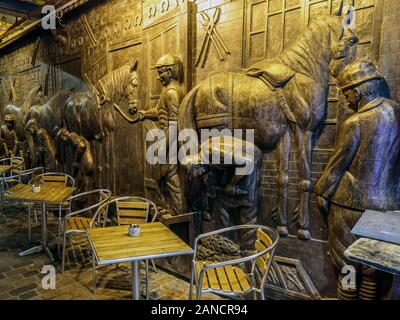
left=195, top=261, right=251, bottom=293
left=66, top=216, right=99, bottom=232
left=190, top=225, right=279, bottom=300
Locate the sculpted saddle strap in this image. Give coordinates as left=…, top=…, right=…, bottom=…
left=276, top=88, right=297, bottom=124
left=245, top=60, right=296, bottom=124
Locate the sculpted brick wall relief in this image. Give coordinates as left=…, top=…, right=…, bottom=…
left=0, top=0, right=395, bottom=298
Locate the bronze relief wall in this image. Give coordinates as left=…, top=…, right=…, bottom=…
left=0, top=0, right=397, bottom=298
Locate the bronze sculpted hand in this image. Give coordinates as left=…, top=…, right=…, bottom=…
left=138, top=110, right=146, bottom=121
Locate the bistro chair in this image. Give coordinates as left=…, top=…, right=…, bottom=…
left=0, top=157, right=25, bottom=182
left=91, top=196, right=158, bottom=299
left=2, top=166, right=44, bottom=189
left=61, top=189, right=112, bottom=273
left=28, top=172, right=75, bottom=250
left=189, top=225, right=279, bottom=300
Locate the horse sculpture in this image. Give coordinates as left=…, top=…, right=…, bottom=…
left=3, top=85, right=44, bottom=143
left=24, top=62, right=138, bottom=182
left=178, top=6, right=358, bottom=239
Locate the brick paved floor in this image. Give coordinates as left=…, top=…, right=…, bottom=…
left=0, top=205, right=224, bottom=300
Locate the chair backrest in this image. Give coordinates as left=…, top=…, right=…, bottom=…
left=0, top=157, right=24, bottom=175
left=67, top=189, right=112, bottom=228
left=115, top=196, right=156, bottom=225
left=96, top=196, right=158, bottom=226
left=253, top=226, right=279, bottom=289
left=5, top=167, right=44, bottom=185
left=31, top=172, right=75, bottom=187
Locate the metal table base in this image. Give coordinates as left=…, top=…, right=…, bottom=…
left=0, top=175, right=6, bottom=224
left=132, top=261, right=140, bottom=300
left=19, top=203, right=54, bottom=262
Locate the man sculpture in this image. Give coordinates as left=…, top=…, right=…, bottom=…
left=315, top=58, right=400, bottom=299
left=139, top=54, right=186, bottom=215
left=0, top=114, right=19, bottom=157
left=25, top=118, right=58, bottom=171
left=56, top=127, right=94, bottom=193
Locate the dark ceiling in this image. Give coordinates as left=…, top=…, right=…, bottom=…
left=0, top=1, right=46, bottom=16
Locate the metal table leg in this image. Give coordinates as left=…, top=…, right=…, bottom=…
left=19, top=202, right=54, bottom=262
left=0, top=174, right=6, bottom=224
left=132, top=260, right=140, bottom=300
left=391, top=276, right=400, bottom=300
left=41, top=203, right=54, bottom=261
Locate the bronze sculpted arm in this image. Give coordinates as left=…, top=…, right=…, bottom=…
left=12, top=131, right=19, bottom=156
left=139, top=106, right=159, bottom=120
left=314, top=118, right=360, bottom=202
left=164, top=89, right=181, bottom=120
left=37, top=128, right=59, bottom=169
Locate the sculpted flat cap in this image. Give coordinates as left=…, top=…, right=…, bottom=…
left=4, top=114, right=16, bottom=121
left=338, top=58, right=383, bottom=90
left=155, top=54, right=182, bottom=68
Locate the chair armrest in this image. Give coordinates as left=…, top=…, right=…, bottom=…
left=67, top=189, right=110, bottom=202
left=196, top=249, right=270, bottom=272
left=65, top=201, right=104, bottom=219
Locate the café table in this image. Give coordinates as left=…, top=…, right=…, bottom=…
left=0, top=165, right=13, bottom=223
left=344, top=237, right=400, bottom=300
left=87, top=222, right=194, bottom=300
left=4, top=183, right=76, bottom=261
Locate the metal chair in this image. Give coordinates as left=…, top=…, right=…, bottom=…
left=61, top=189, right=112, bottom=273
left=91, top=196, right=158, bottom=299
left=0, top=157, right=25, bottom=184
left=189, top=225, right=279, bottom=300
left=2, top=166, right=44, bottom=187
left=28, top=172, right=75, bottom=250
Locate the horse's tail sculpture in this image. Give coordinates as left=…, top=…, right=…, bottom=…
left=178, top=84, right=201, bottom=134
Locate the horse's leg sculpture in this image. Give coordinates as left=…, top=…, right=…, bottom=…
left=294, top=128, right=314, bottom=240
left=276, top=127, right=291, bottom=236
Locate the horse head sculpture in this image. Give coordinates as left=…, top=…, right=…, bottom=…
left=97, top=60, right=141, bottom=125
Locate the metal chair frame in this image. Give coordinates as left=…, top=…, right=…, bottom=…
left=61, top=189, right=112, bottom=273
left=91, top=196, right=158, bottom=300
left=189, top=224, right=279, bottom=300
